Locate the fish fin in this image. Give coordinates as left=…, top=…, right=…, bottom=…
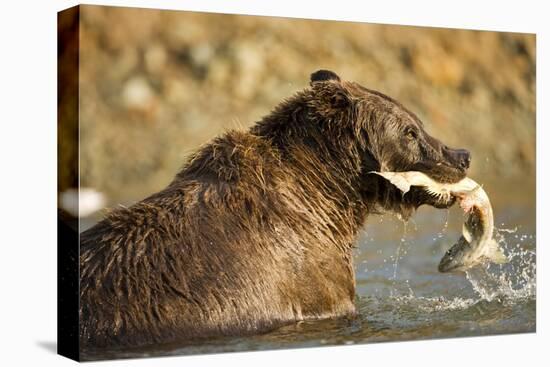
left=370, top=172, right=412, bottom=194
left=486, top=239, right=508, bottom=264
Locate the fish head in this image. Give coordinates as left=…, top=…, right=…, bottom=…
left=438, top=237, right=473, bottom=273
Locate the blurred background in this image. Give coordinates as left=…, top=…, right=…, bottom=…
left=65, top=5, right=535, bottom=209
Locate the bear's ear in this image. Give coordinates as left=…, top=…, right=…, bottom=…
left=310, top=69, right=341, bottom=85
left=310, top=75, right=350, bottom=111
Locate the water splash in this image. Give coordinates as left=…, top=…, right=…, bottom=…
left=428, top=208, right=451, bottom=259
left=465, top=230, right=536, bottom=302
left=391, top=223, right=408, bottom=280
left=380, top=221, right=535, bottom=314
left=389, top=221, right=414, bottom=297
left=496, top=226, right=518, bottom=234
left=387, top=211, right=454, bottom=298
left=435, top=208, right=450, bottom=243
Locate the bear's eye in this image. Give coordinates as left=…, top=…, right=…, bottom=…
left=406, top=129, right=417, bottom=140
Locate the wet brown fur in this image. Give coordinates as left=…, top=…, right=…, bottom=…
left=80, top=70, right=469, bottom=348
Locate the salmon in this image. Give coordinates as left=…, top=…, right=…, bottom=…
left=372, top=171, right=508, bottom=272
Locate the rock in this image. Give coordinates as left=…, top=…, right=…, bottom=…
left=145, top=45, right=167, bottom=73
left=190, top=44, right=214, bottom=68
left=122, top=76, right=154, bottom=109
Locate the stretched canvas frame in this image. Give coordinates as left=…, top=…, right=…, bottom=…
left=58, top=5, right=536, bottom=362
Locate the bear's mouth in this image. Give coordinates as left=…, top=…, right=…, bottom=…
left=404, top=185, right=457, bottom=209
left=390, top=160, right=468, bottom=210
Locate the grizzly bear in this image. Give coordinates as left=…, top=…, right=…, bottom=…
left=79, top=70, right=471, bottom=348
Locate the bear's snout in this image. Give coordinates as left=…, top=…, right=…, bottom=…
left=446, top=148, right=471, bottom=170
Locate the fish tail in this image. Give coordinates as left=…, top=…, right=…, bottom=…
left=486, top=239, right=508, bottom=264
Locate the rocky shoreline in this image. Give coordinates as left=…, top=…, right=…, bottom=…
left=71, top=6, right=535, bottom=205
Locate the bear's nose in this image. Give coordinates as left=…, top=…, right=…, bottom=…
left=456, top=149, right=471, bottom=169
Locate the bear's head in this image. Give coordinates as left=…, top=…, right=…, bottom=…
left=307, top=69, right=471, bottom=213
left=309, top=69, right=470, bottom=179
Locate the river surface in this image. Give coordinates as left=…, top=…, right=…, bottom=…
left=81, top=177, right=536, bottom=361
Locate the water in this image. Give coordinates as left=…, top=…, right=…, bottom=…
left=81, top=178, right=535, bottom=361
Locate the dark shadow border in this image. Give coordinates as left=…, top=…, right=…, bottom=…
left=58, top=5, right=80, bottom=362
